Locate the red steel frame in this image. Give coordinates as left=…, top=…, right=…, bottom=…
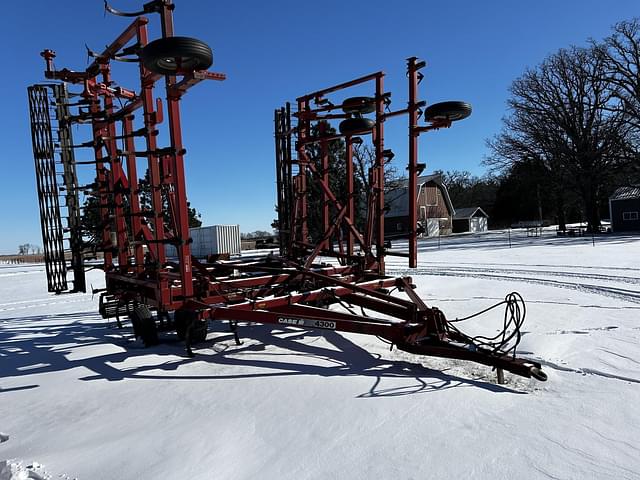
left=34, top=1, right=547, bottom=382
left=280, top=58, right=453, bottom=271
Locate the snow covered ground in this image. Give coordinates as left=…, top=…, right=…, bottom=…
left=1, top=230, right=639, bottom=479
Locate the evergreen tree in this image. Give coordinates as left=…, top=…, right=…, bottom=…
left=80, top=168, right=203, bottom=248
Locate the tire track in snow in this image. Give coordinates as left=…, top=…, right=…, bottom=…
left=387, top=268, right=640, bottom=304
left=0, top=269, right=44, bottom=277
left=597, top=347, right=640, bottom=365
left=582, top=423, right=640, bottom=456
left=418, top=260, right=640, bottom=273
left=0, top=297, right=76, bottom=307
left=390, top=265, right=640, bottom=286
left=540, top=432, right=640, bottom=479
left=531, top=357, right=640, bottom=384
left=0, top=297, right=92, bottom=313
left=461, top=266, right=638, bottom=285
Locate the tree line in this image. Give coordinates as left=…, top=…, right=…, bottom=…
left=17, top=244, right=41, bottom=255
left=485, top=19, right=640, bottom=231
left=298, top=20, right=640, bottom=236
left=433, top=169, right=554, bottom=229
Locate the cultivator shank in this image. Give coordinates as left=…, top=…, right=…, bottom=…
left=29, top=0, right=546, bottom=383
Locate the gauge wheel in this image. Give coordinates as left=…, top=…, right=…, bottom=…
left=141, top=36, right=213, bottom=75
left=424, top=101, right=472, bottom=122
left=174, top=309, right=208, bottom=344
left=130, top=304, right=158, bottom=346
left=341, top=96, right=376, bottom=115
left=339, top=117, right=376, bottom=135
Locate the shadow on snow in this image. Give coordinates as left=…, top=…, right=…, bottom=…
left=0, top=311, right=522, bottom=398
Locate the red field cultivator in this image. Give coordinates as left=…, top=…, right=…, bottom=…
left=28, top=0, right=546, bottom=382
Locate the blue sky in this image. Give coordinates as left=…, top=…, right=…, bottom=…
left=0, top=0, right=637, bottom=254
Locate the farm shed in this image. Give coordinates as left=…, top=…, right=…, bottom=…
left=609, top=186, right=640, bottom=232
left=385, top=174, right=455, bottom=237
left=452, top=207, right=489, bottom=233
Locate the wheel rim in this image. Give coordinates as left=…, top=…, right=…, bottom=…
left=157, top=56, right=198, bottom=72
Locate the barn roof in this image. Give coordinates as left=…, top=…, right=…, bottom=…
left=388, top=174, right=441, bottom=189
left=453, top=206, right=489, bottom=219
left=610, top=185, right=640, bottom=201
left=384, top=174, right=455, bottom=218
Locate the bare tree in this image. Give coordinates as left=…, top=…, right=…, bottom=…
left=241, top=230, right=272, bottom=239
left=599, top=19, right=640, bottom=128
left=598, top=18, right=640, bottom=181
left=487, top=46, right=634, bottom=230
left=352, top=143, right=399, bottom=191
left=435, top=169, right=500, bottom=217
left=353, top=142, right=402, bottom=225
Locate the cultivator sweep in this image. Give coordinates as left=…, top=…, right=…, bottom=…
left=28, top=0, right=546, bottom=382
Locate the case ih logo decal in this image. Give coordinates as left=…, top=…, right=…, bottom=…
left=278, top=317, right=336, bottom=330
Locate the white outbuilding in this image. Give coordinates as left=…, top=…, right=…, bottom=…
left=452, top=207, right=489, bottom=233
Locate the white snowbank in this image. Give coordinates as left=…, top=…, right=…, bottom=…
left=0, top=460, right=49, bottom=480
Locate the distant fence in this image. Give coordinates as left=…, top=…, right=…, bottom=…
left=385, top=226, right=628, bottom=252
left=0, top=254, right=45, bottom=264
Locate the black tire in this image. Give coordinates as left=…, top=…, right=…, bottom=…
left=141, top=36, right=213, bottom=75
left=339, top=117, right=376, bottom=135
left=174, top=309, right=189, bottom=340
left=174, top=309, right=208, bottom=344
left=130, top=304, right=158, bottom=346
left=341, top=96, right=376, bottom=115
left=424, top=101, right=472, bottom=122
left=98, top=294, right=108, bottom=319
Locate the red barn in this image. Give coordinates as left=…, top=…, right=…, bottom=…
left=384, top=174, right=455, bottom=237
